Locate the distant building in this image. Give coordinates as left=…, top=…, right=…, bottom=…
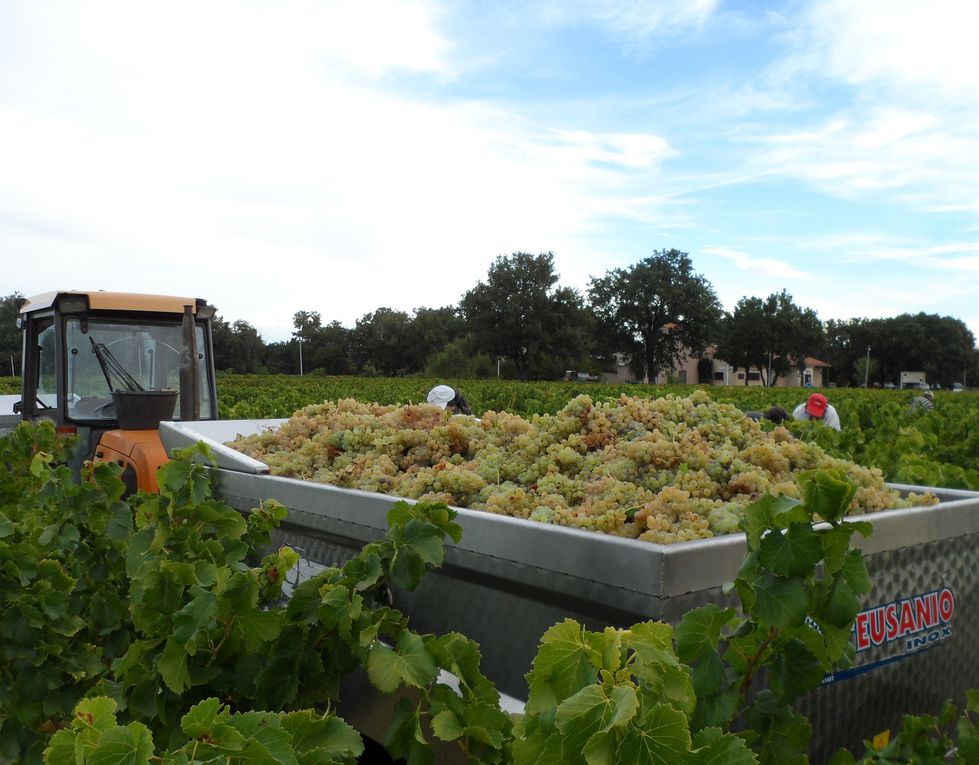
left=602, top=348, right=830, bottom=387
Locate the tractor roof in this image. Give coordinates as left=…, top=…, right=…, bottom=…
left=20, top=291, right=207, bottom=316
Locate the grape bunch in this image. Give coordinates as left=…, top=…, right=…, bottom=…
left=229, top=391, right=937, bottom=545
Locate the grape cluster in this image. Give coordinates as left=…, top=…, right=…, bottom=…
left=230, top=391, right=937, bottom=545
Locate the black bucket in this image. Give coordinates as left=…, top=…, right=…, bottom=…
left=112, top=389, right=178, bottom=430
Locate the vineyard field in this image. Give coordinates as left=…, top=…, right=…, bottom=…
left=214, top=375, right=979, bottom=491
left=2, top=373, right=977, bottom=489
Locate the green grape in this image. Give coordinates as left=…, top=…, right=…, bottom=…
left=230, top=393, right=938, bottom=545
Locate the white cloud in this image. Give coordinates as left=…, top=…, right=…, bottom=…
left=535, top=0, right=720, bottom=40
left=804, top=0, right=979, bottom=95
left=702, top=247, right=808, bottom=280
left=0, top=1, right=690, bottom=340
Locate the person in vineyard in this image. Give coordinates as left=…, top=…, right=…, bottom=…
left=427, top=384, right=473, bottom=415
left=909, top=389, right=934, bottom=413
left=792, top=392, right=841, bottom=431
left=744, top=406, right=790, bottom=425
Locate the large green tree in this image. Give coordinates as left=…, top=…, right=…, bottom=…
left=825, top=314, right=975, bottom=387
left=211, top=316, right=267, bottom=373
left=351, top=308, right=416, bottom=376
left=0, top=292, right=24, bottom=376
left=460, top=252, right=592, bottom=379
left=408, top=306, right=467, bottom=371
left=717, top=291, right=824, bottom=386
left=713, top=296, right=766, bottom=385
left=588, top=250, right=721, bottom=383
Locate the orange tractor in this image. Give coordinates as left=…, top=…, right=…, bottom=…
left=1, top=291, right=219, bottom=493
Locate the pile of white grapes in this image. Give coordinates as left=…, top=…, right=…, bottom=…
left=229, top=391, right=936, bottom=544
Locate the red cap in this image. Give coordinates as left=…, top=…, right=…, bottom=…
left=806, top=393, right=828, bottom=418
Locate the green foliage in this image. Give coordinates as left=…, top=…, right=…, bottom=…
left=674, top=469, right=872, bottom=764
left=0, top=293, right=24, bottom=376
left=0, top=424, right=507, bottom=764
left=715, top=291, right=824, bottom=388
left=831, top=691, right=979, bottom=763
left=514, top=618, right=757, bottom=764
left=460, top=252, right=595, bottom=379
left=44, top=696, right=363, bottom=765
left=2, top=420, right=977, bottom=765
left=0, top=422, right=133, bottom=763
left=215, top=375, right=979, bottom=490
left=588, top=249, right=722, bottom=383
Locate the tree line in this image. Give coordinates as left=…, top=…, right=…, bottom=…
left=2, top=249, right=977, bottom=386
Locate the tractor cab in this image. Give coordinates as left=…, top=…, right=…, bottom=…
left=14, top=291, right=218, bottom=492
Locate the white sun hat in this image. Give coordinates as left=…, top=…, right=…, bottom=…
left=427, top=385, right=455, bottom=408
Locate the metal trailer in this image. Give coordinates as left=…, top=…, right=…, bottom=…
left=161, top=420, right=979, bottom=763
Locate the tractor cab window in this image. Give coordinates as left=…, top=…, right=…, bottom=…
left=64, top=317, right=213, bottom=422
left=36, top=321, right=58, bottom=409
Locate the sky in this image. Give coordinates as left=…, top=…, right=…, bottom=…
left=2, top=1, right=979, bottom=344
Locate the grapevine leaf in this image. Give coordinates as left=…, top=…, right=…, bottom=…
left=745, top=691, right=811, bottom=765
left=193, top=560, right=219, bottom=587
left=756, top=711, right=811, bottom=765
left=839, top=549, right=871, bottom=596
left=280, top=710, right=365, bottom=760
left=86, top=724, right=155, bottom=765
left=158, top=638, right=191, bottom=693
left=228, top=711, right=298, bottom=764
left=768, top=638, right=824, bottom=703
left=43, top=729, right=76, bottom=765
left=814, top=577, right=860, bottom=629
left=454, top=703, right=509, bottom=751
left=615, top=702, right=692, bottom=764
left=427, top=632, right=498, bottom=702
left=180, top=698, right=229, bottom=736
left=389, top=501, right=462, bottom=544
left=366, top=631, right=439, bottom=694
left=384, top=697, right=434, bottom=765
left=158, top=453, right=212, bottom=504
left=691, top=686, right=740, bottom=732
left=343, top=551, right=384, bottom=592
left=609, top=685, right=640, bottom=729
left=820, top=527, right=852, bottom=576
left=690, top=726, right=758, bottom=765
left=967, top=689, right=979, bottom=716
left=172, top=586, right=218, bottom=647
left=628, top=620, right=682, bottom=668
left=105, top=501, right=134, bottom=540
left=253, top=624, right=305, bottom=709
left=219, top=571, right=259, bottom=614
left=582, top=729, right=616, bottom=765
left=742, top=494, right=805, bottom=550
left=235, top=608, right=283, bottom=646
left=689, top=650, right=725, bottom=698
left=431, top=709, right=464, bottom=741
left=389, top=520, right=446, bottom=591
left=555, top=685, right=619, bottom=757
left=758, top=524, right=823, bottom=578
left=956, top=715, right=979, bottom=762
left=798, top=469, right=857, bottom=524
left=627, top=621, right=695, bottom=713
left=525, top=620, right=601, bottom=714
left=675, top=605, right=735, bottom=663
left=73, top=696, right=120, bottom=730
left=754, top=574, right=808, bottom=629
